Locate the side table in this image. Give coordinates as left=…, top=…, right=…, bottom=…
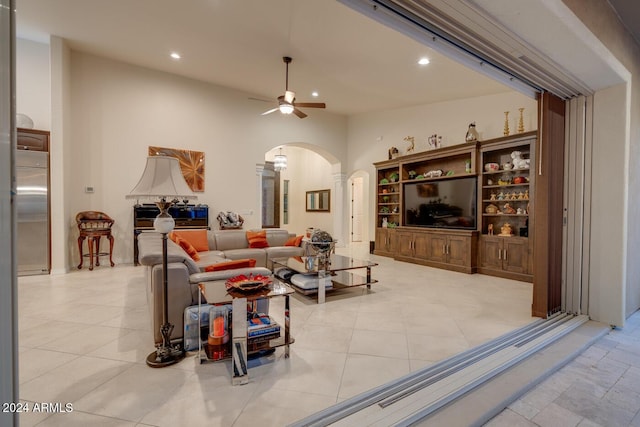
left=197, top=280, right=294, bottom=385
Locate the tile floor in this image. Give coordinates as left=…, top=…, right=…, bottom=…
left=17, top=244, right=536, bottom=426
left=485, top=309, right=640, bottom=427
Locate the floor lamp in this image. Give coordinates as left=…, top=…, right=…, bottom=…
left=126, top=156, right=197, bottom=367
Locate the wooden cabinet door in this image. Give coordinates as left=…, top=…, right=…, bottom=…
left=480, top=237, right=502, bottom=270
left=503, top=238, right=528, bottom=274
left=17, top=129, right=49, bottom=152
left=447, top=235, right=470, bottom=267
left=413, top=232, right=429, bottom=260
left=387, top=229, right=397, bottom=253
left=375, top=229, right=388, bottom=252
left=426, top=233, right=447, bottom=263
left=396, top=231, right=415, bottom=258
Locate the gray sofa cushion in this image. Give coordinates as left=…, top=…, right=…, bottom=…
left=222, top=249, right=267, bottom=267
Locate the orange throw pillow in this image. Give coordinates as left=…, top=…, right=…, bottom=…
left=204, top=259, right=257, bottom=272
left=170, top=230, right=209, bottom=252
left=246, top=230, right=269, bottom=248
left=285, top=235, right=303, bottom=247
left=174, top=235, right=200, bottom=261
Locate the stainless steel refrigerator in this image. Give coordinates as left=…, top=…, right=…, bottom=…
left=16, top=150, right=50, bottom=275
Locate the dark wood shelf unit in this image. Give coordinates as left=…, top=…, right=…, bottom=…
left=373, top=134, right=535, bottom=281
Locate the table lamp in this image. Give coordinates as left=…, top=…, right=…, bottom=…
left=126, top=155, right=197, bottom=367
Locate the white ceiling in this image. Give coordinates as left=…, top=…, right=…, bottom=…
left=15, top=0, right=514, bottom=116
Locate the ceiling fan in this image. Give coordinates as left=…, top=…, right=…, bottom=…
left=261, top=56, right=326, bottom=119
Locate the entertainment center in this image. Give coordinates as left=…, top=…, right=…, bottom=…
left=374, top=131, right=536, bottom=281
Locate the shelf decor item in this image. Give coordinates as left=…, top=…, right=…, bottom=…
left=485, top=162, right=499, bottom=172
left=499, top=223, right=513, bottom=236
left=126, top=156, right=197, bottom=368
left=503, top=111, right=510, bottom=136
left=404, top=136, right=415, bottom=154
left=465, top=122, right=479, bottom=142
left=518, top=108, right=525, bottom=133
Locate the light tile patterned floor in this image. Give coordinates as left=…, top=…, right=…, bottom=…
left=485, top=310, right=640, bottom=427
left=16, top=244, right=537, bottom=426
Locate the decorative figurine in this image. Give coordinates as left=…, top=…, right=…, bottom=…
left=500, top=223, right=513, bottom=236
left=503, top=111, right=510, bottom=136
left=408, top=170, right=417, bottom=179
left=517, top=207, right=524, bottom=215
left=425, top=169, right=444, bottom=178
left=488, top=224, right=494, bottom=235
left=490, top=192, right=497, bottom=201
left=404, top=136, right=415, bottom=154
left=485, top=204, right=499, bottom=214
left=517, top=191, right=525, bottom=200
left=465, top=122, right=479, bottom=142
left=388, top=146, right=399, bottom=159
left=382, top=217, right=388, bottom=228
left=428, top=134, right=441, bottom=149
left=497, top=191, right=505, bottom=200
left=503, top=203, right=516, bottom=214
left=511, top=151, right=530, bottom=169
left=518, top=108, right=525, bottom=133
left=524, top=190, right=529, bottom=200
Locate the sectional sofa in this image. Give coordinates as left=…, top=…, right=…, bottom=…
left=137, top=228, right=303, bottom=344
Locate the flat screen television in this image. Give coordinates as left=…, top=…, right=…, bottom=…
left=403, top=177, right=477, bottom=229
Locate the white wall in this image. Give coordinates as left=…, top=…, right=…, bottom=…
left=346, top=91, right=538, bottom=237
left=16, top=38, right=50, bottom=130
left=561, top=0, right=640, bottom=323
left=64, top=52, right=347, bottom=267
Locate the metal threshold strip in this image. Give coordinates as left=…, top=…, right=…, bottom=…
left=289, top=312, right=588, bottom=427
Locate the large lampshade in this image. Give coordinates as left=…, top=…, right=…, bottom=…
left=126, top=156, right=196, bottom=200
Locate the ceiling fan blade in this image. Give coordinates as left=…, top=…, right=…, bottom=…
left=248, top=97, right=273, bottom=103
left=262, top=107, right=279, bottom=116
left=284, top=90, right=295, bottom=103
left=294, top=102, right=326, bottom=109
left=293, top=108, right=307, bottom=119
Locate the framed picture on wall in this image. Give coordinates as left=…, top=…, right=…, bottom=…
left=306, top=189, right=330, bottom=212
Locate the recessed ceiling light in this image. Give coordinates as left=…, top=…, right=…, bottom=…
left=170, top=52, right=181, bottom=60
left=418, top=57, right=430, bottom=65
left=312, top=91, right=319, bottom=97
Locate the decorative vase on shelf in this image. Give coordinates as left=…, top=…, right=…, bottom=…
left=503, top=111, right=510, bottom=136
left=465, top=122, right=479, bottom=142
left=517, top=108, right=525, bottom=133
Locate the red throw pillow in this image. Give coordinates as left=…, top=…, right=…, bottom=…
left=174, top=235, right=200, bottom=261
left=170, top=230, right=209, bottom=252
left=246, top=230, right=269, bottom=248
left=285, top=235, right=304, bottom=247
left=204, top=259, right=257, bottom=272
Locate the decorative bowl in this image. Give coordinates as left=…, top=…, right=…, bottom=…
left=484, top=163, right=499, bottom=172
left=225, top=274, right=272, bottom=292
left=502, top=163, right=513, bottom=170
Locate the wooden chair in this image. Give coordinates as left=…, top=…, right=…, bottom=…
left=76, top=211, right=115, bottom=270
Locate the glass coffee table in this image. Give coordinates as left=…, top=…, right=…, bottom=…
left=197, top=280, right=294, bottom=385
left=271, top=254, right=378, bottom=304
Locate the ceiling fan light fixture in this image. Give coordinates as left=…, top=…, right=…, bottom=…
left=279, top=103, right=294, bottom=114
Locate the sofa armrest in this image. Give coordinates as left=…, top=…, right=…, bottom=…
left=189, top=267, right=273, bottom=284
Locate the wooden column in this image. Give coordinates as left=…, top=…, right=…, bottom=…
left=532, top=92, right=566, bottom=317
